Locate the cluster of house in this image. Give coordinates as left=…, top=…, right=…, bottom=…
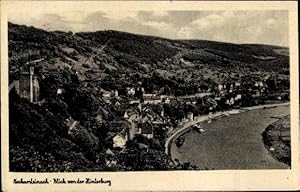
left=217, top=81, right=241, bottom=94
left=214, top=79, right=271, bottom=107
left=112, top=103, right=167, bottom=149
left=214, top=82, right=242, bottom=107
left=217, top=77, right=278, bottom=96
left=250, top=81, right=268, bottom=97
left=101, top=89, right=119, bottom=99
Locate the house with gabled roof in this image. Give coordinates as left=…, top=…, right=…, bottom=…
left=107, top=121, right=131, bottom=133
left=112, top=124, right=130, bottom=149
left=137, top=122, right=154, bottom=139
left=112, top=133, right=128, bottom=148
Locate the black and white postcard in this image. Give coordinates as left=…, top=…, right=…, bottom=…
left=1, top=1, right=299, bottom=191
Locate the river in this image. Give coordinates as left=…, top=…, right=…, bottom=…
left=170, top=104, right=290, bottom=170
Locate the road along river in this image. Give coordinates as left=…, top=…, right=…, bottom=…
left=169, top=103, right=290, bottom=170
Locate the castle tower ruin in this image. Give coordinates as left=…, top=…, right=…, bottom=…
left=15, top=67, right=40, bottom=103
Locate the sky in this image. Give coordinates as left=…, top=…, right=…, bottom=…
left=6, top=2, right=289, bottom=47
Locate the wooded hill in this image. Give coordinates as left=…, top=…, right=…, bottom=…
left=9, top=22, right=289, bottom=96
left=8, top=22, right=289, bottom=171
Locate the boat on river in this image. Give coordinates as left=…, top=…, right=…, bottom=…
left=170, top=104, right=290, bottom=170
left=175, top=135, right=185, bottom=148
left=193, top=124, right=205, bottom=133
left=208, top=112, right=213, bottom=124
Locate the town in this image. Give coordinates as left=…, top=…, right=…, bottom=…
left=9, top=61, right=289, bottom=170
left=8, top=22, right=290, bottom=171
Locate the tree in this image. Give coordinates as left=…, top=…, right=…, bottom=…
left=116, top=145, right=174, bottom=170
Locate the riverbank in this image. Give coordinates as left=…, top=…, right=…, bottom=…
left=262, top=115, right=291, bottom=165
left=165, top=101, right=290, bottom=155
left=168, top=103, right=290, bottom=169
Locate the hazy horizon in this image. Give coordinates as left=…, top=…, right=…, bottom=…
left=6, top=2, right=289, bottom=47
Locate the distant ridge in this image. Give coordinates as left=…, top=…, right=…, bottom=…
left=9, top=22, right=289, bottom=92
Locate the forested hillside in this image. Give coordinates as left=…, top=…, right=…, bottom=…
left=9, top=22, right=289, bottom=95
left=8, top=22, right=289, bottom=171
